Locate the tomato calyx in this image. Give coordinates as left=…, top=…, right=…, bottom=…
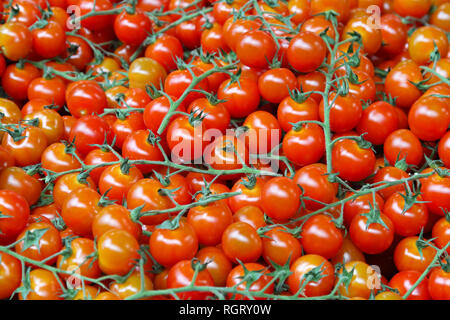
left=361, top=202, right=388, bottom=230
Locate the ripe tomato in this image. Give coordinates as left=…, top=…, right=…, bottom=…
left=235, top=30, right=276, bottom=69
left=408, top=26, right=448, bottom=65
left=187, top=202, right=233, bottom=246
left=164, top=67, right=209, bottom=106
left=149, top=220, right=198, bottom=267
left=408, top=96, right=450, bottom=142
left=110, top=271, right=153, bottom=300
left=0, top=253, right=21, bottom=299
left=41, top=143, right=81, bottom=175
left=371, top=166, right=411, bottom=200
left=92, top=204, right=141, bottom=240
left=0, top=22, right=32, bottom=61
left=61, top=187, right=101, bottom=237
left=66, top=80, right=107, bottom=117
left=114, top=8, right=152, bottom=46
left=217, top=77, right=260, bottom=118
left=343, top=192, right=385, bottom=226
left=383, top=192, right=428, bottom=236
left=187, top=97, right=230, bottom=133
left=384, top=60, right=423, bottom=109
left=19, top=269, right=63, bottom=300
left=384, top=129, right=424, bottom=167
left=288, top=254, right=335, bottom=297
left=78, top=0, right=115, bottom=31
left=122, top=130, right=164, bottom=174
left=394, top=236, right=436, bottom=273
left=258, top=68, right=297, bottom=104
left=432, top=216, right=450, bottom=254
left=57, top=237, right=101, bottom=280
left=349, top=212, right=395, bottom=254
left=167, top=260, right=214, bottom=300
left=320, top=92, right=362, bottom=133
left=331, top=236, right=366, bottom=265
left=262, top=227, right=302, bottom=267
left=261, top=177, right=301, bottom=221
left=145, top=35, right=184, bottom=72
left=196, top=247, right=233, bottom=287
left=24, top=109, right=64, bottom=144
left=15, top=221, right=62, bottom=265
left=0, top=167, right=42, bottom=206
left=338, top=261, right=379, bottom=299
left=233, top=206, right=267, bottom=230
left=98, top=229, right=140, bottom=275
left=2, top=126, right=48, bottom=167
left=69, top=115, right=113, bottom=156
left=301, top=214, right=343, bottom=259
left=287, top=31, right=326, bottom=73
left=222, top=222, right=262, bottom=263
left=293, top=163, right=338, bottom=211
left=226, top=263, right=274, bottom=300
left=2, top=63, right=40, bottom=101
left=32, top=21, right=66, bottom=59
left=98, top=164, right=143, bottom=203
left=379, top=14, right=408, bottom=56
left=428, top=266, right=450, bottom=300
left=389, top=270, right=431, bottom=300
left=356, top=101, right=399, bottom=145
left=277, top=95, right=319, bottom=133
left=420, top=171, right=450, bottom=216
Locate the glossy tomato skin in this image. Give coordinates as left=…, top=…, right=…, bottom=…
left=408, top=96, right=450, bottom=142
left=371, top=166, right=411, bottom=200
left=349, top=212, right=395, bottom=254
left=69, top=115, right=113, bottom=156
left=15, top=221, right=62, bottom=265
left=332, top=139, right=376, bottom=182
left=145, top=34, right=184, bottom=72
left=221, top=222, right=262, bottom=263
left=92, top=204, right=141, bottom=240
left=98, top=164, right=143, bottom=203
left=384, top=129, right=423, bottom=167
left=277, top=95, right=319, bottom=133
left=432, top=217, right=450, bottom=254
left=383, top=192, right=428, bottom=237
left=66, top=80, right=107, bottom=117
left=2, top=63, right=40, bottom=101
left=126, top=178, right=173, bottom=225
left=293, top=163, right=338, bottom=211
left=301, top=214, right=344, bottom=260
left=57, top=237, right=101, bottom=280
left=0, top=167, right=42, bottom=206
left=438, top=131, right=450, bottom=168
left=0, top=22, right=32, bottom=61
left=122, top=130, right=164, bottom=174
left=288, top=254, right=335, bottom=297
left=114, top=9, right=152, bottom=46
left=2, top=126, right=48, bottom=167
left=287, top=31, right=326, bottom=73
left=356, top=101, right=399, bottom=145
left=258, top=68, right=297, bottom=104
left=338, top=261, right=379, bottom=299
left=149, top=220, right=198, bottom=268
left=196, top=247, right=233, bottom=287
left=0, top=253, right=22, bottom=299
left=393, top=236, right=436, bottom=273
left=167, top=260, right=214, bottom=300
left=19, top=268, right=63, bottom=300
left=420, top=171, right=450, bottom=216
left=217, top=77, right=260, bottom=118
left=320, top=92, right=362, bottom=133
left=187, top=202, right=233, bottom=246
left=283, top=123, right=325, bottom=167
left=61, top=187, right=101, bottom=237
left=343, top=192, right=385, bottom=226
left=428, top=267, right=450, bottom=300
left=32, top=21, right=66, bottom=59
left=389, top=270, right=431, bottom=300
left=235, top=30, right=276, bottom=69
left=262, top=227, right=302, bottom=267
left=226, top=263, right=274, bottom=300
left=260, top=177, right=301, bottom=221
left=384, top=60, right=423, bottom=109
left=98, top=229, right=140, bottom=276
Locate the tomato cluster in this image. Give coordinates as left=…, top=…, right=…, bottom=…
left=0, top=0, right=449, bottom=301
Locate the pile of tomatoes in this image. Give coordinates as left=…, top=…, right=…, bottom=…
left=0, top=0, right=449, bottom=301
